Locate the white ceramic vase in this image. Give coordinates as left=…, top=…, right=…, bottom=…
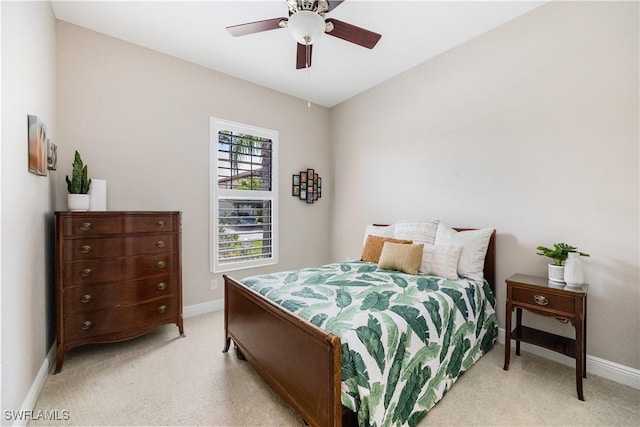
left=67, top=194, right=90, bottom=211
left=564, top=252, right=585, bottom=286
left=88, top=179, right=107, bottom=211
left=548, top=264, right=565, bottom=283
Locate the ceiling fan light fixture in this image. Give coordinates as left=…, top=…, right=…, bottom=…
left=287, top=11, right=325, bottom=44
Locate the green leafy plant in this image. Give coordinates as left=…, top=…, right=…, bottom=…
left=536, top=243, right=589, bottom=266
left=65, top=151, right=91, bottom=194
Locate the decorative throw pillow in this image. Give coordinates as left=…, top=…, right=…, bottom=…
left=362, top=223, right=395, bottom=247
left=377, top=242, right=424, bottom=275
left=435, top=223, right=494, bottom=282
left=361, top=235, right=412, bottom=263
left=420, top=244, right=463, bottom=279
left=393, top=220, right=439, bottom=246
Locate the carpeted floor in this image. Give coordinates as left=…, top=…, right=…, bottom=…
left=30, top=311, right=639, bottom=426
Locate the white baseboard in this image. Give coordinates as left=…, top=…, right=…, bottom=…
left=183, top=298, right=224, bottom=318
left=12, top=344, right=56, bottom=427
left=498, top=327, right=640, bottom=390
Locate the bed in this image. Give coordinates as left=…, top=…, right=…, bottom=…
left=223, top=226, right=497, bottom=427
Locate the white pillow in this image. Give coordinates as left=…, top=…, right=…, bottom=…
left=393, top=220, right=439, bottom=246
left=362, top=223, right=395, bottom=247
left=420, top=244, right=462, bottom=279
left=435, top=223, right=494, bottom=282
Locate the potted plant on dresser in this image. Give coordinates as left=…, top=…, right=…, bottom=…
left=536, top=243, right=589, bottom=283
left=65, top=151, right=91, bottom=211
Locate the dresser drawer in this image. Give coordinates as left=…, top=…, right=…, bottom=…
left=511, top=287, right=575, bottom=314
left=62, top=254, right=175, bottom=286
left=64, top=297, right=178, bottom=343
left=62, top=234, right=176, bottom=261
left=61, top=214, right=175, bottom=237
left=64, top=275, right=176, bottom=314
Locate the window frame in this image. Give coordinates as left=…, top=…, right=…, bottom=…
left=210, top=117, right=278, bottom=273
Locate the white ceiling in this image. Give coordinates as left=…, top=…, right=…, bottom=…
left=51, top=1, right=545, bottom=108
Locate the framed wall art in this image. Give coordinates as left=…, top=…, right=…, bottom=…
left=28, top=115, right=47, bottom=176
left=292, top=169, right=322, bottom=204
left=292, top=174, right=300, bottom=196
left=47, top=139, right=57, bottom=170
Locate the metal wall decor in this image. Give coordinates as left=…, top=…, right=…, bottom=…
left=292, top=168, right=322, bottom=204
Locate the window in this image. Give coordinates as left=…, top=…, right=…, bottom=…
left=210, top=118, right=278, bottom=273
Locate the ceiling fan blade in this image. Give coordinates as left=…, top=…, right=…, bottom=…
left=327, top=0, right=345, bottom=12
left=226, top=18, right=286, bottom=37
left=325, top=18, right=381, bottom=49
left=296, top=43, right=313, bottom=69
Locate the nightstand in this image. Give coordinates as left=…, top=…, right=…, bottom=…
left=503, top=273, right=587, bottom=400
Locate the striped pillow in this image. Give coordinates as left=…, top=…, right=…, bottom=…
left=377, top=242, right=424, bottom=275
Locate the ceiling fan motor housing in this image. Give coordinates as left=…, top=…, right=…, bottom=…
left=287, top=0, right=329, bottom=15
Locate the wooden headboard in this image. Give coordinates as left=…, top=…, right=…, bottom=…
left=371, top=225, right=497, bottom=293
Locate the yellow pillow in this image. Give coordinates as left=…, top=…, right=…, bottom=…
left=377, top=242, right=424, bottom=275
left=361, top=235, right=412, bottom=263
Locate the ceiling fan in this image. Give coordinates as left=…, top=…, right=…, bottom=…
left=226, top=0, right=382, bottom=69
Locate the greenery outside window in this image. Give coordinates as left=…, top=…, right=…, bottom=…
left=210, top=118, right=278, bottom=273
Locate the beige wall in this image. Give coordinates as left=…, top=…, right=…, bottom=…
left=55, top=21, right=332, bottom=309
left=330, top=1, right=639, bottom=369
left=1, top=0, right=58, bottom=416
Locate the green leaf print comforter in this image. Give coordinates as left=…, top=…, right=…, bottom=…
left=241, top=261, right=498, bottom=427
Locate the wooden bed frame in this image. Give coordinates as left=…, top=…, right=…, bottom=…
left=223, top=229, right=496, bottom=427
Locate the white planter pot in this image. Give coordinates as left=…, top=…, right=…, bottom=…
left=67, top=194, right=90, bottom=212
left=548, top=264, right=565, bottom=283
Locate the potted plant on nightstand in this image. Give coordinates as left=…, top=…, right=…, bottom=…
left=536, top=243, right=589, bottom=283
left=65, top=151, right=92, bottom=211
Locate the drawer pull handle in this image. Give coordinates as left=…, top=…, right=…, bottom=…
left=156, top=282, right=167, bottom=291
left=156, top=260, right=167, bottom=269
left=156, top=220, right=166, bottom=228
left=79, top=222, right=93, bottom=232
left=157, top=305, right=167, bottom=314
left=80, top=294, right=93, bottom=303
left=79, top=245, right=93, bottom=254
left=79, top=268, right=93, bottom=278
left=80, top=321, right=94, bottom=330
left=534, top=295, right=549, bottom=306
left=156, top=240, right=165, bottom=248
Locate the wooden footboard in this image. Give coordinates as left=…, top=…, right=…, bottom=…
left=223, top=275, right=344, bottom=427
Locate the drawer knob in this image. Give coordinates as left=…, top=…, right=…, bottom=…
left=156, top=260, right=167, bottom=269
left=80, top=321, right=94, bottom=330
left=79, top=268, right=93, bottom=278
left=79, top=245, right=93, bottom=254
left=156, top=240, right=165, bottom=248
left=79, top=222, right=93, bottom=232
left=156, top=282, right=167, bottom=291
left=157, top=305, right=167, bottom=314
left=80, top=294, right=93, bottom=303
left=534, top=295, right=549, bottom=306
left=156, top=220, right=166, bottom=228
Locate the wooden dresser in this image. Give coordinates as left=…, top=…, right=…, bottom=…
left=54, top=211, right=184, bottom=373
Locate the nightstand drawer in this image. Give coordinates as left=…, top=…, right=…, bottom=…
left=511, top=287, right=575, bottom=314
